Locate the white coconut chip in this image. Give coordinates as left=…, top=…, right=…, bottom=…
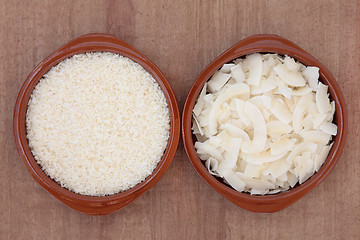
left=230, top=63, right=245, bottom=82
left=263, top=158, right=292, bottom=179
left=314, top=143, right=333, bottom=172
left=245, top=150, right=288, bottom=165
left=313, top=113, right=327, bottom=129
left=234, top=98, right=252, bottom=127
left=284, top=56, right=301, bottom=72
left=293, top=93, right=313, bottom=133
left=250, top=75, right=277, bottom=95
left=248, top=95, right=272, bottom=109
left=302, top=66, right=319, bottom=91
left=277, top=79, right=292, bottom=99
left=195, top=142, right=224, bottom=162
left=205, top=157, right=219, bottom=176
left=244, top=53, right=262, bottom=86
left=287, top=172, right=298, bottom=188
left=325, top=101, right=336, bottom=122
left=240, top=102, right=267, bottom=153
left=302, top=114, right=314, bottom=130
left=192, top=115, right=204, bottom=136
left=266, top=121, right=293, bottom=139
left=243, top=163, right=264, bottom=178
left=262, top=57, right=277, bottom=77
left=271, top=98, right=292, bottom=124
left=220, top=123, right=250, bottom=141
left=319, top=122, right=338, bottom=136
left=286, top=142, right=318, bottom=164
left=220, top=64, right=236, bottom=73
left=316, top=82, right=331, bottom=114
left=216, top=138, right=242, bottom=174
left=273, top=64, right=306, bottom=87
left=221, top=170, right=245, bottom=192
left=236, top=172, right=275, bottom=190
left=193, top=83, right=207, bottom=117
left=270, top=137, right=296, bottom=155
left=208, top=83, right=250, bottom=135
left=208, top=71, right=231, bottom=93
left=292, top=87, right=312, bottom=96
left=300, top=130, right=331, bottom=144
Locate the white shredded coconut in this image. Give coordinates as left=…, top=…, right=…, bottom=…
left=26, top=52, right=170, bottom=196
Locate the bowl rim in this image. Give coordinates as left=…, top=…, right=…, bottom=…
left=182, top=34, right=347, bottom=208
left=13, top=33, right=180, bottom=210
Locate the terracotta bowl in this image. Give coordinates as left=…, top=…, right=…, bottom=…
left=13, top=33, right=180, bottom=215
left=182, top=34, right=347, bottom=213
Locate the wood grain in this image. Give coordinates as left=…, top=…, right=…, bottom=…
left=1, top=0, right=359, bottom=239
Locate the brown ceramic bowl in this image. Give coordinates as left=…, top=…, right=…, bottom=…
left=182, top=34, right=347, bottom=213
left=13, top=33, right=180, bottom=215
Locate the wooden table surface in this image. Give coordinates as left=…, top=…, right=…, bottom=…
left=1, top=0, right=359, bottom=239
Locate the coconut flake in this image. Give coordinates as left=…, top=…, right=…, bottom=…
left=234, top=98, right=252, bottom=127
left=208, top=83, right=250, bottom=135
left=205, top=157, right=219, bottom=176
left=208, top=71, right=231, bottom=93
left=270, top=137, right=295, bottom=155
left=220, top=123, right=250, bottom=141
left=251, top=75, right=277, bottom=95
left=292, top=87, right=312, bottom=96
left=287, top=172, right=298, bottom=187
left=236, top=172, right=275, bottom=190
left=319, top=122, right=338, bottom=136
left=316, top=82, right=331, bottom=114
left=277, top=79, right=292, bottom=99
left=263, top=158, right=292, bottom=179
left=220, top=64, right=236, bottom=73
left=266, top=120, right=293, bottom=139
left=221, top=170, right=245, bottom=192
left=262, top=56, right=277, bottom=77
left=244, top=53, right=262, bottom=86
left=240, top=102, right=267, bottom=153
left=193, top=83, right=207, bottom=117
left=293, top=93, right=313, bottom=133
left=230, top=63, right=245, bottom=82
left=192, top=114, right=204, bottom=136
left=245, top=150, right=288, bottom=165
left=273, top=64, right=306, bottom=87
left=286, top=142, right=317, bottom=164
left=302, top=66, right=319, bottom=91
left=302, top=114, right=314, bottom=130
left=217, top=138, right=242, bottom=174
left=301, top=130, right=331, bottom=144
left=195, top=141, right=224, bottom=162
left=271, top=98, right=292, bottom=124
left=313, top=113, right=327, bottom=129
left=284, top=56, right=301, bottom=72
left=314, top=143, right=332, bottom=172
left=248, top=95, right=272, bottom=109
left=325, top=101, right=336, bottom=122
left=243, top=163, right=264, bottom=178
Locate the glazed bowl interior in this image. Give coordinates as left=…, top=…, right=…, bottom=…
left=182, top=34, right=347, bottom=213
left=13, top=33, right=180, bottom=215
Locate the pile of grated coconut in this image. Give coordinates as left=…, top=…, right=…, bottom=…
left=26, top=52, right=170, bottom=196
